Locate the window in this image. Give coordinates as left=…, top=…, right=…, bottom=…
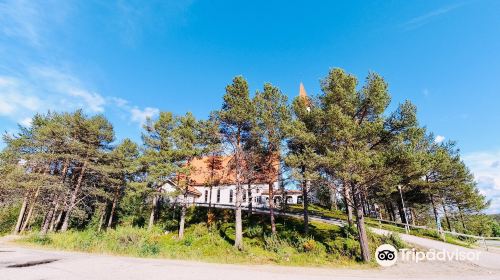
left=204, top=190, right=208, bottom=203
left=297, top=196, right=303, bottom=204
left=217, top=189, right=221, bottom=203
left=229, top=189, right=233, bottom=203
left=248, top=190, right=252, bottom=201
left=243, top=190, right=246, bottom=202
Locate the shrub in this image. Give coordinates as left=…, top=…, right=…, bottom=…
left=140, top=241, right=160, bottom=256
left=264, top=234, right=293, bottom=253
left=27, top=234, right=52, bottom=245
left=329, top=237, right=360, bottom=259
left=245, top=225, right=263, bottom=238
left=191, top=223, right=209, bottom=237
left=301, top=238, right=317, bottom=252
left=0, top=204, right=20, bottom=235
left=384, top=233, right=405, bottom=248
left=340, top=225, right=358, bottom=238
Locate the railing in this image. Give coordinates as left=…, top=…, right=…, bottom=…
left=190, top=202, right=500, bottom=250
left=373, top=218, right=500, bottom=250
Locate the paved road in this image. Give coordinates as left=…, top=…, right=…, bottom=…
left=1, top=211, right=499, bottom=280
left=1, top=244, right=498, bottom=280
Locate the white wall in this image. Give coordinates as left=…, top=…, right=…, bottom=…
left=194, top=183, right=278, bottom=208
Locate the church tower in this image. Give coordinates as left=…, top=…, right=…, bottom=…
left=299, top=82, right=311, bottom=112
left=299, top=82, right=307, bottom=99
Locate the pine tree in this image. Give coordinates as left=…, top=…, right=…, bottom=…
left=141, top=112, right=177, bottom=231
left=172, top=112, right=204, bottom=239
left=317, top=69, right=417, bottom=261
left=253, top=83, right=291, bottom=234
left=217, top=76, right=255, bottom=250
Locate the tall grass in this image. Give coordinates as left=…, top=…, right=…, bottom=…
left=19, top=212, right=406, bottom=267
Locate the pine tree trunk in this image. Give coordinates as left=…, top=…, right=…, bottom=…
left=179, top=192, right=188, bottom=239
left=97, top=207, right=105, bottom=232
left=410, top=207, right=416, bottom=226
left=330, top=184, right=338, bottom=211
left=52, top=195, right=67, bottom=232
left=268, top=182, right=276, bottom=235
left=441, top=200, right=452, bottom=231
left=47, top=159, right=67, bottom=233
left=458, top=206, right=467, bottom=231
left=13, top=192, right=29, bottom=234
left=107, top=187, right=120, bottom=229
left=148, top=194, right=158, bottom=231
left=234, top=138, right=243, bottom=250
left=41, top=194, right=58, bottom=235
left=302, top=179, right=309, bottom=235
left=49, top=200, right=60, bottom=232
left=361, top=193, right=367, bottom=216
left=351, top=183, right=370, bottom=262
left=429, top=194, right=440, bottom=230
left=235, top=183, right=243, bottom=249
left=247, top=183, right=253, bottom=218
left=343, top=184, right=353, bottom=226
left=20, top=186, right=41, bottom=233
left=396, top=198, right=407, bottom=224
left=61, top=161, right=87, bottom=232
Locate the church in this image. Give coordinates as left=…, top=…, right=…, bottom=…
left=161, top=83, right=311, bottom=209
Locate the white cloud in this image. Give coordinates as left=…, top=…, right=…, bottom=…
left=0, top=76, right=42, bottom=117
left=1, top=66, right=160, bottom=129
left=402, top=3, right=464, bottom=31
left=463, top=151, right=500, bottom=214
left=434, top=135, right=445, bottom=143
left=19, top=117, right=32, bottom=127
left=31, top=67, right=106, bottom=113
left=130, top=107, right=159, bottom=125
left=0, top=0, right=72, bottom=46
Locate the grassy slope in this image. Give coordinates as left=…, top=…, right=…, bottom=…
left=289, top=204, right=474, bottom=247
left=18, top=211, right=405, bottom=267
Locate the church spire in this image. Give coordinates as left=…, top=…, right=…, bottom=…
left=299, top=82, right=311, bottom=112
left=299, top=82, right=307, bottom=99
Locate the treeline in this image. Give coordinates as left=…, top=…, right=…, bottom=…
left=0, top=68, right=496, bottom=262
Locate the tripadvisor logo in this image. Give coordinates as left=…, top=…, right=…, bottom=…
left=375, top=244, right=397, bottom=267
left=375, top=243, right=481, bottom=267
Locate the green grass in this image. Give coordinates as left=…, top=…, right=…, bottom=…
left=288, top=204, right=474, bottom=248
left=365, top=219, right=475, bottom=247
left=17, top=209, right=406, bottom=267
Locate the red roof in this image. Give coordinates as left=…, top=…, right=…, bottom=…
left=183, top=155, right=279, bottom=186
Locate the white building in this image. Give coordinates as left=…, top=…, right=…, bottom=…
left=161, top=155, right=303, bottom=208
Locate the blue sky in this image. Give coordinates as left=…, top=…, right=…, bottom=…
left=0, top=0, right=499, bottom=213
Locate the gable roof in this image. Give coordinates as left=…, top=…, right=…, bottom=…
left=185, top=155, right=279, bottom=186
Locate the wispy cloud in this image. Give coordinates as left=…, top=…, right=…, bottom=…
left=0, top=0, right=73, bottom=46
left=130, top=107, right=160, bottom=125
left=434, top=135, right=446, bottom=144
left=0, top=66, right=158, bottom=127
left=463, top=150, right=500, bottom=214
left=401, top=3, right=465, bottom=31
left=31, top=67, right=106, bottom=113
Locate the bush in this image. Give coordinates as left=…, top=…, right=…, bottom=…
left=264, top=234, right=292, bottom=253
left=0, top=204, right=20, bottom=235
left=26, top=234, right=52, bottom=245
left=328, top=238, right=360, bottom=259
left=384, top=233, right=405, bottom=248
left=245, top=225, right=263, bottom=238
